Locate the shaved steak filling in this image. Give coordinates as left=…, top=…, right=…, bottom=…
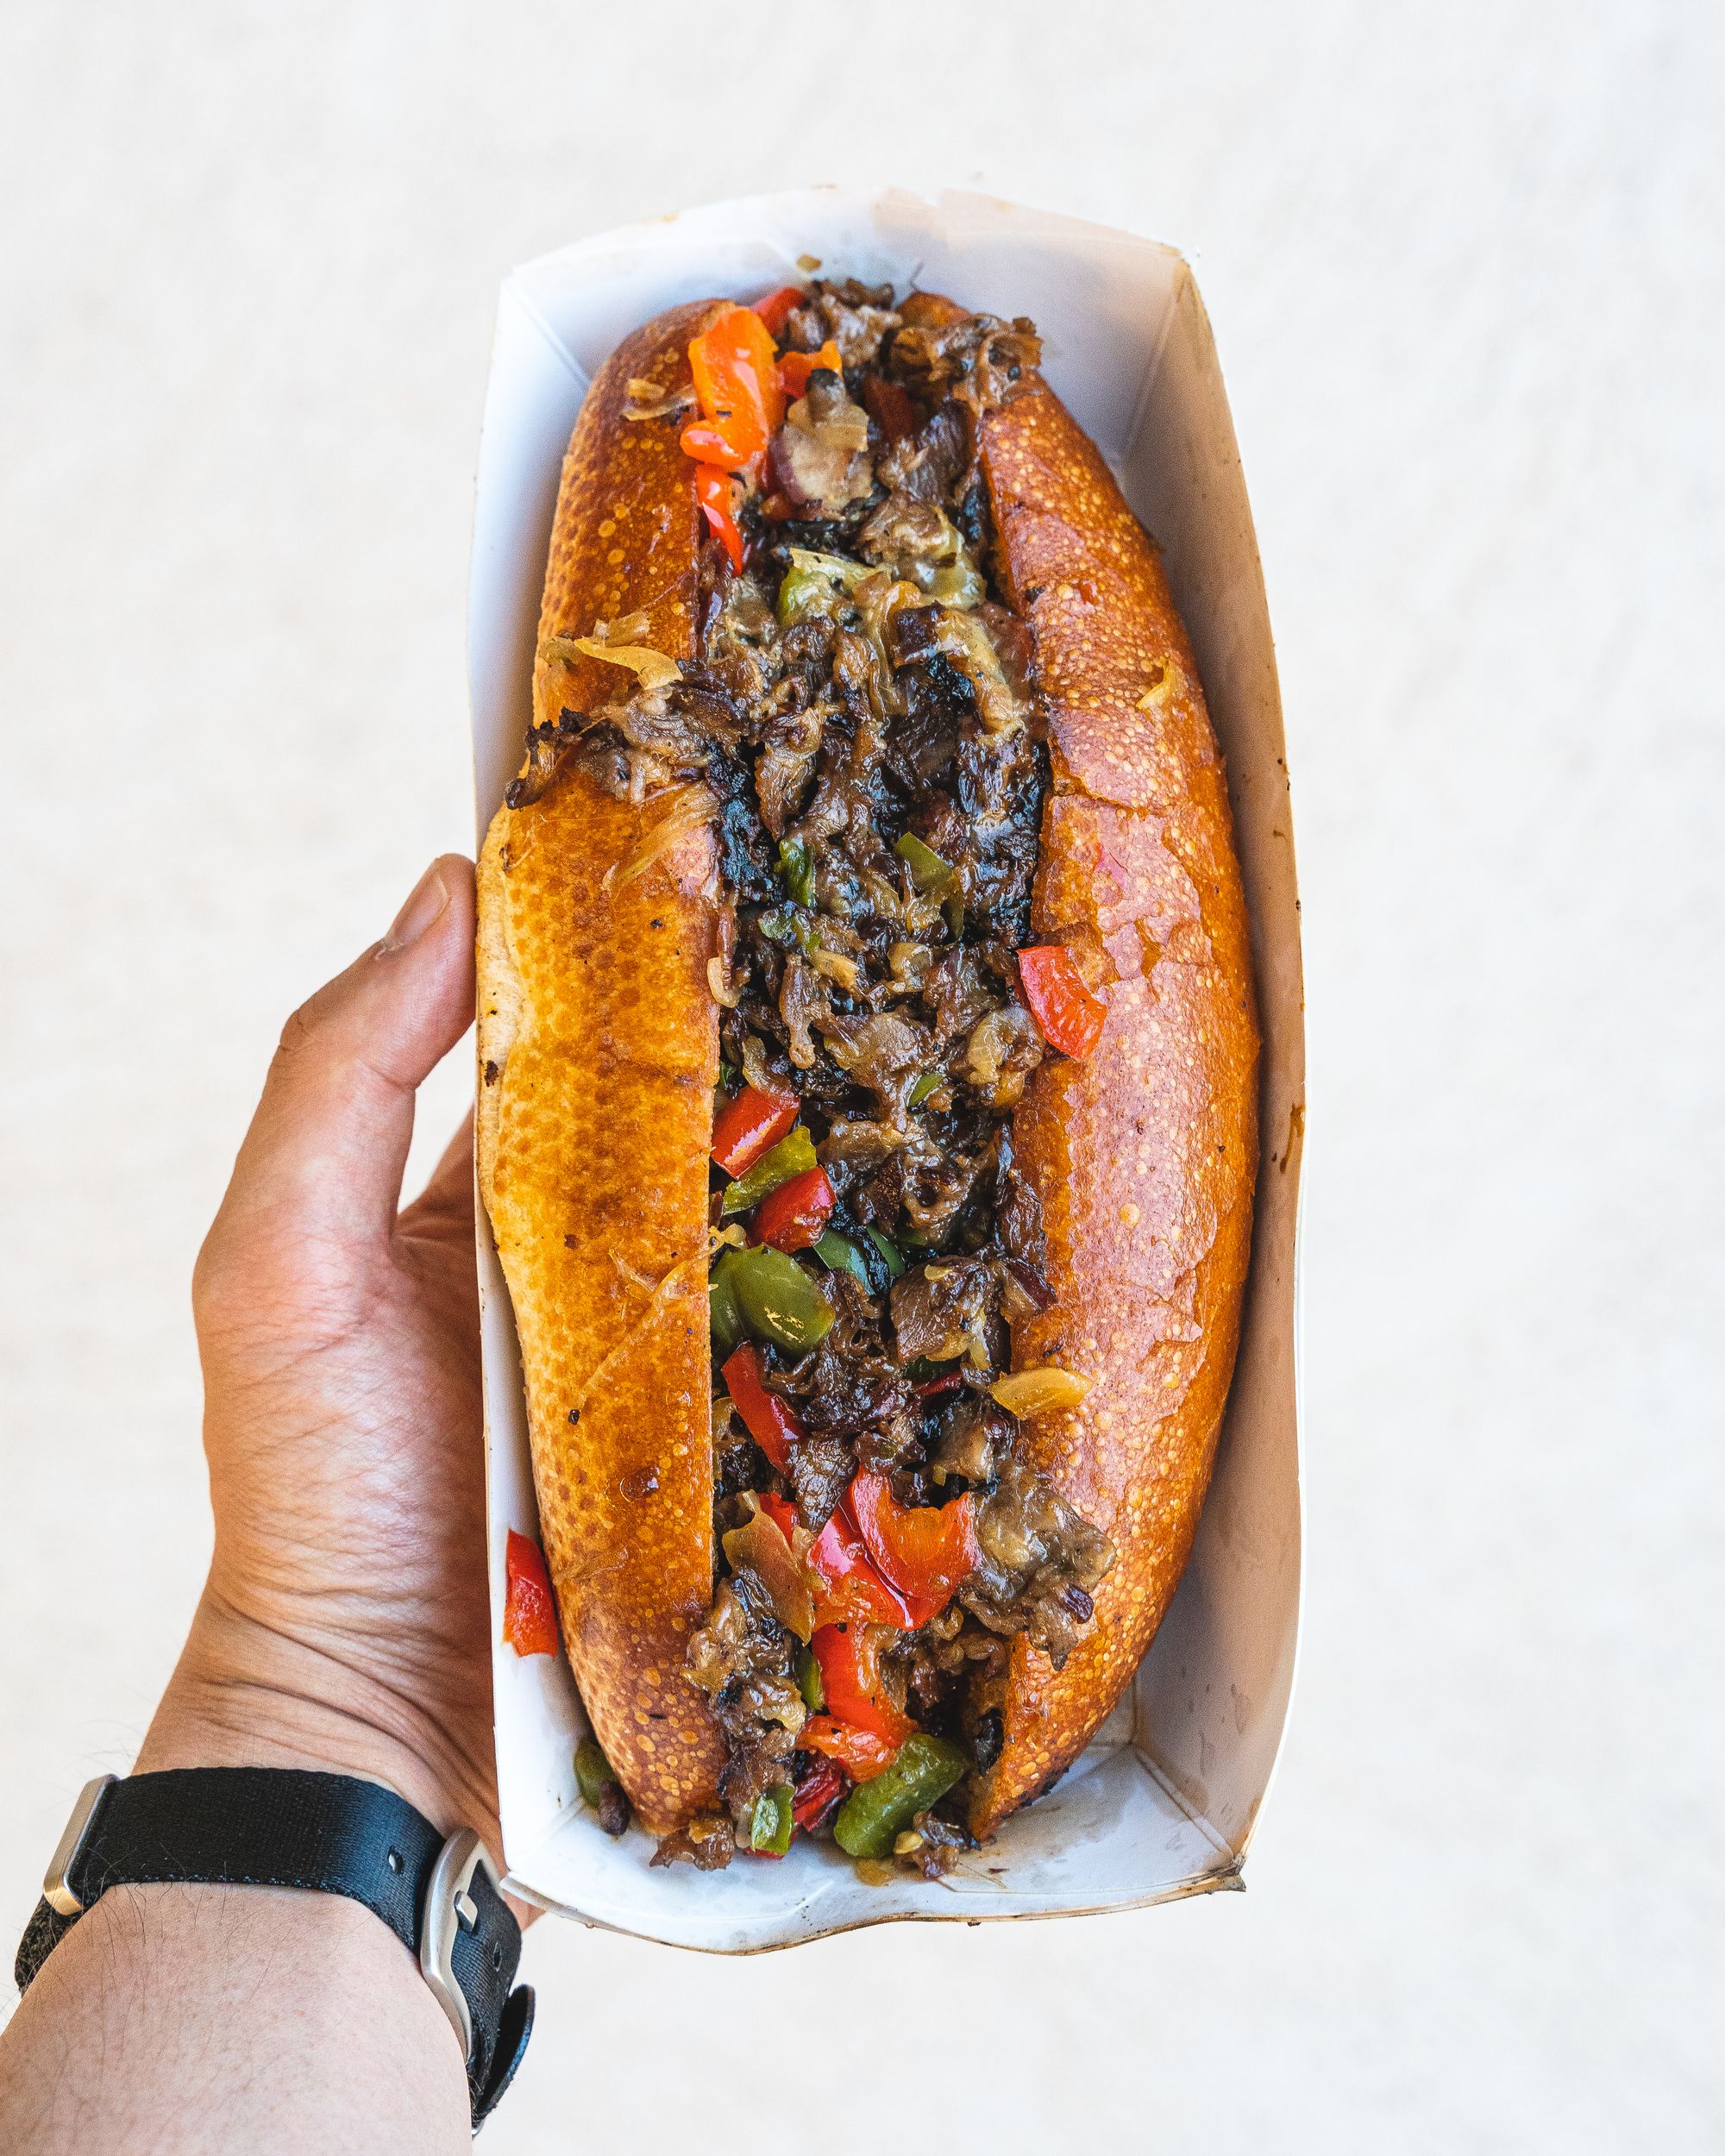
left=562, top=283, right=1115, bottom=1870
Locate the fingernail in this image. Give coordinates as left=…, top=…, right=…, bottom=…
left=381, top=862, right=451, bottom=952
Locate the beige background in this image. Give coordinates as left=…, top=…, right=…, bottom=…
left=2, top=3, right=1719, bottom=2149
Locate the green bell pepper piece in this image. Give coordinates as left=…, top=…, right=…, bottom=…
left=710, top=1248, right=748, bottom=1356
left=894, top=830, right=957, bottom=895
left=574, top=1736, right=617, bottom=1812
left=721, top=1126, right=818, bottom=1216
left=777, top=548, right=869, bottom=627
left=907, top=1071, right=943, bottom=1108
left=865, top=1228, right=906, bottom=1281
left=794, top=1640, right=825, bottom=1713
left=778, top=837, right=815, bottom=908
left=831, top=1733, right=969, bottom=1859
left=813, top=1229, right=873, bottom=1291
left=731, top=1245, right=834, bottom=1355
left=758, top=907, right=823, bottom=954
left=750, top=1783, right=795, bottom=1856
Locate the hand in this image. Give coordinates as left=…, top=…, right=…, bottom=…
left=140, top=856, right=499, bottom=1841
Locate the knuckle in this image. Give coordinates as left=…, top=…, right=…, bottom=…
left=191, top=1231, right=260, bottom=1341
left=277, top=1005, right=314, bottom=1058
left=191, top=1216, right=240, bottom=1312
left=276, top=983, right=338, bottom=1062
left=196, top=1219, right=383, bottom=1350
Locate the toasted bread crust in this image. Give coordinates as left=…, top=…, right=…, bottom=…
left=966, top=385, right=1259, bottom=1834
left=477, top=298, right=1258, bottom=1846
left=477, top=301, right=728, bottom=1833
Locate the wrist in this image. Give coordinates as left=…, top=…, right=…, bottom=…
left=141, top=1589, right=496, bottom=1839
left=7, top=1875, right=470, bottom=2153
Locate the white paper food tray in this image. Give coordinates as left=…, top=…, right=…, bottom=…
left=468, top=187, right=1305, bottom=1952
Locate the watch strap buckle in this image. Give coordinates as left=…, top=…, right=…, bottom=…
left=42, top=1774, right=117, bottom=1916
left=419, top=1827, right=504, bottom=2068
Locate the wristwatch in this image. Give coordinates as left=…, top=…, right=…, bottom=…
left=15, top=1768, right=533, bottom=2130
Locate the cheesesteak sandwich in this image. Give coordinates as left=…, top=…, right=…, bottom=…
left=478, top=279, right=1259, bottom=1873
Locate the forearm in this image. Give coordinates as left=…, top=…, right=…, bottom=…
left=0, top=862, right=506, bottom=2150
left=0, top=1879, right=467, bottom=2156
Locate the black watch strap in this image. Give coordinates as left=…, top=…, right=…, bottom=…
left=15, top=1768, right=532, bottom=2130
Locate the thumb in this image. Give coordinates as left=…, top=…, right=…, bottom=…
left=211, top=856, right=477, bottom=1257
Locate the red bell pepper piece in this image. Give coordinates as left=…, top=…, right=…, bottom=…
left=1017, top=944, right=1107, bottom=1060
left=721, top=1343, right=805, bottom=1473
left=917, top=1371, right=966, bottom=1402
left=861, top=375, right=916, bottom=443
left=754, top=285, right=805, bottom=339
left=757, top=1489, right=936, bottom=1640
left=849, top=1470, right=979, bottom=1616
left=805, top=1503, right=927, bottom=1629
left=712, top=1081, right=800, bottom=1176
left=799, top=1715, right=899, bottom=1783
left=754, top=1164, right=835, bottom=1253
left=791, top=1754, right=850, bottom=1827
left=756, top=1490, right=800, bottom=1540
left=687, top=305, right=785, bottom=466
left=693, top=462, right=746, bottom=574
left=680, top=416, right=760, bottom=473
left=502, top=1530, right=559, bottom=1657
left=810, top=1624, right=917, bottom=1750
left=778, top=338, right=843, bottom=400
